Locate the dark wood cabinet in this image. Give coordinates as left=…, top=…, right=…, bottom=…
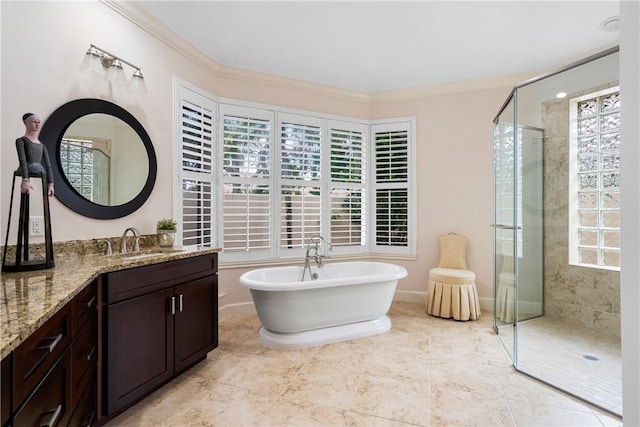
left=105, top=287, right=175, bottom=414
left=104, top=253, right=218, bottom=418
left=0, top=251, right=217, bottom=426
left=1, top=279, right=98, bottom=427
left=174, top=274, right=218, bottom=373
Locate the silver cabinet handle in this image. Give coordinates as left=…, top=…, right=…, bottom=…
left=178, top=294, right=184, bottom=313
left=36, top=333, right=63, bottom=353
left=40, top=404, right=62, bottom=427
left=84, top=296, right=96, bottom=308
left=170, top=296, right=176, bottom=315
left=85, top=345, right=96, bottom=361
left=490, top=224, right=522, bottom=230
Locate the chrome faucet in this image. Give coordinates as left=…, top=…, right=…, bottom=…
left=120, top=227, right=141, bottom=254
left=301, top=235, right=333, bottom=281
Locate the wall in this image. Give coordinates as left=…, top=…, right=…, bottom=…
left=620, top=0, right=640, bottom=424
left=1, top=1, right=517, bottom=311
left=542, top=95, right=621, bottom=336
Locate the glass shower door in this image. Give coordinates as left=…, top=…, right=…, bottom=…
left=493, top=96, right=517, bottom=363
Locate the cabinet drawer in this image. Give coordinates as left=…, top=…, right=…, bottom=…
left=13, top=304, right=72, bottom=407
left=71, top=280, right=97, bottom=335
left=14, top=349, right=72, bottom=427
left=71, top=312, right=97, bottom=403
left=69, top=370, right=97, bottom=427
left=106, top=254, right=216, bottom=303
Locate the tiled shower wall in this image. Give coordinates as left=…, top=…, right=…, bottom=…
left=541, top=87, right=620, bottom=337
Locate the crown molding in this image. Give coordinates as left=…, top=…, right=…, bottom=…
left=102, top=0, right=371, bottom=104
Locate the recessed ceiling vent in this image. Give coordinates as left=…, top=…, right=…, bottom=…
left=600, top=16, right=620, bottom=32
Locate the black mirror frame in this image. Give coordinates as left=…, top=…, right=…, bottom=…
left=40, top=98, right=157, bottom=219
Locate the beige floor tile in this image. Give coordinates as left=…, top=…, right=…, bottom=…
left=366, top=348, right=430, bottom=381
left=430, top=358, right=503, bottom=396
left=351, top=374, right=429, bottom=425
left=508, top=398, right=604, bottom=427
left=281, top=362, right=364, bottom=409
left=429, top=387, right=515, bottom=427
left=265, top=399, right=365, bottom=426
left=216, top=352, right=303, bottom=395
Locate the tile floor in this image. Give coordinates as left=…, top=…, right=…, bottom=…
left=110, top=302, right=623, bottom=426
left=513, top=317, right=622, bottom=416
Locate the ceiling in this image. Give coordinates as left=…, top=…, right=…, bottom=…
left=128, top=1, right=620, bottom=94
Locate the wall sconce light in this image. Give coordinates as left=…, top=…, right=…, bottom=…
left=80, top=44, right=147, bottom=95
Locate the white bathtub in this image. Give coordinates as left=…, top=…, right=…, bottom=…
left=239, top=261, right=408, bottom=349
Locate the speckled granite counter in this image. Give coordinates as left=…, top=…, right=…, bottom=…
left=0, top=246, right=221, bottom=359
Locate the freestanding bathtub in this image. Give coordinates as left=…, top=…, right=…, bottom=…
left=239, top=261, right=408, bottom=349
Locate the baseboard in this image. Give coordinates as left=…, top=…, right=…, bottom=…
left=393, top=290, right=427, bottom=304
left=218, top=301, right=256, bottom=321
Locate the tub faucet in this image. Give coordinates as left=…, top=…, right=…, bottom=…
left=120, top=227, right=141, bottom=254
left=302, top=235, right=333, bottom=281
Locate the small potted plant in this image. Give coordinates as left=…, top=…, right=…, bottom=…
left=156, top=218, right=177, bottom=247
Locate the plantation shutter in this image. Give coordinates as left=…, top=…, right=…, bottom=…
left=279, top=115, right=322, bottom=249
left=329, top=122, right=367, bottom=247
left=372, top=124, right=410, bottom=248
left=179, top=88, right=215, bottom=247
left=221, top=105, right=273, bottom=253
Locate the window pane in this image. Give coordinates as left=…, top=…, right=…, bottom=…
left=579, top=155, right=598, bottom=172
left=578, top=137, right=598, bottom=154
left=375, top=131, right=408, bottom=183
left=603, top=251, right=620, bottom=267
left=601, top=192, right=620, bottom=209
left=331, top=129, right=364, bottom=183
left=330, top=188, right=365, bottom=246
left=579, top=229, right=597, bottom=246
left=603, top=231, right=620, bottom=249
left=602, top=211, right=620, bottom=228
left=579, top=248, right=598, bottom=264
left=578, top=192, right=597, bottom=209
left=223, top=115, right=271, bottom=179
left=223, top=184, right=270, bottom=251
left=579, top=174, right=598, bottom=190
left=375, top=189, right=408, bottom=246
left=579, top=211, right=598, bottom=227
left=578, top=98, right=597, bottom=117
left=182, top=179, right=212, bottom=246
left=280, top=186, right=321, bottom=248
left=281, top=123, right=321, bottom=181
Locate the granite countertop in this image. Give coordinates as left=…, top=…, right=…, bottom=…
left=0, top=246, right=221, bottom=359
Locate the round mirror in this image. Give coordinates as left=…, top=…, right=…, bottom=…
left=41, top=99, right=157, bottom=219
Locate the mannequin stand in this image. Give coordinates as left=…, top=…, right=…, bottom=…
left=2, top=171, right=54, bottom=272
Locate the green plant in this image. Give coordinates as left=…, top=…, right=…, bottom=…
left=156, top=218, right=177, bottom=231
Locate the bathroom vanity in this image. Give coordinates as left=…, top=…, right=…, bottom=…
left=0, top=247, right=219, bottom=426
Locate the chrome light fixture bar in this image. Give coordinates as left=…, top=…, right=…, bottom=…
left=80, top=44, right=147, bottom=95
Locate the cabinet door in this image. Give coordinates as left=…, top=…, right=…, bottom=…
left=174, top=274, right=218, bottom=373
left=106, top=288, right=174, bottom=416
left=14, top=350, right=71, bottom=427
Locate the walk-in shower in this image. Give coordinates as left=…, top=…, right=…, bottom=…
left=493, top=47, right=621, bottom=417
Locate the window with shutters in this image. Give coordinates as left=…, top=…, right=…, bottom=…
left=279, top=114, right=323, bottom=250
left=221, top=105, right=273, bottom=255
left=329, top=121, right=367, bottom=248
left=176, top=81, right=415, bottom=261
left=176, top=85, right=215, bottom=247
left=371, top=120, right=415, bottom=253
left=569, top=86, right=621, bottom=270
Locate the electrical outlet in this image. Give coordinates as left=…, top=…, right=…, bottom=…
left=30, top=216, right=44, bottom=237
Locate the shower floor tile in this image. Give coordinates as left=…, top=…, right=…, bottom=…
left=109, top=302, right=622, bottom=427
left=515, top=317, right=622, bottom=416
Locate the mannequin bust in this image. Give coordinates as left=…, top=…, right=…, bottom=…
left=16, top=112, right=54, bottom=196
